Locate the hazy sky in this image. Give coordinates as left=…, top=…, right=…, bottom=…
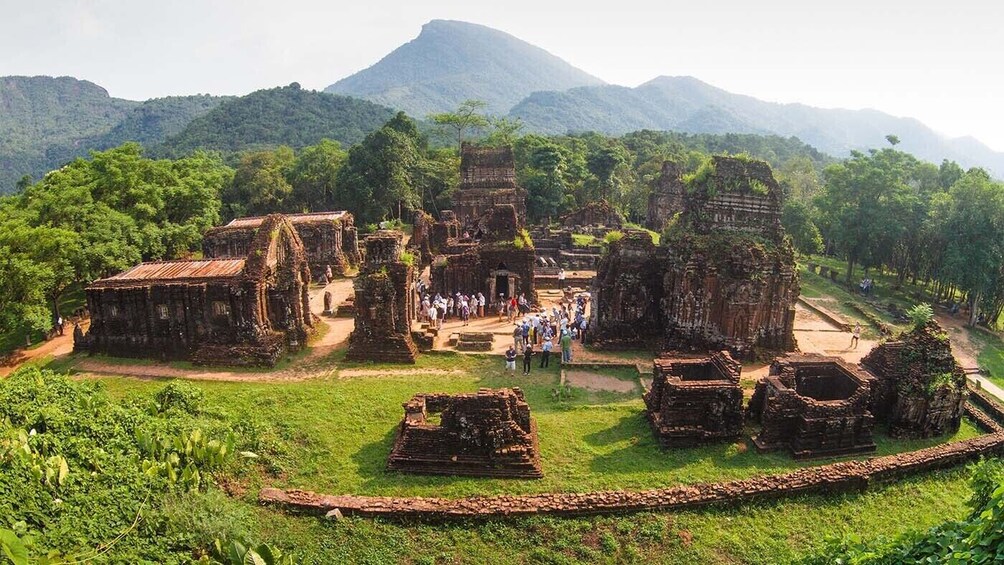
left=4, top=0, right=1003, bottom=150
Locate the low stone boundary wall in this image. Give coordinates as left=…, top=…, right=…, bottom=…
left=796, top=298, right=851, bottom=331
left=260, top=417, right=1004, bottom=520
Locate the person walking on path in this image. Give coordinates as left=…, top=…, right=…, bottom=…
left=522, top=344, right=534, bottom=375
left=513, top=324, right=524, bottom=353
left=850, top=322, right=862, bottom=349
left=505, top=346, right=517, bottom=373
left=560, top=331, right=573, bottom=363
left=540, top=339, right=552, bottom=368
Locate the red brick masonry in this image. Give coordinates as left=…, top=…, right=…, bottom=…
left=260, top=397, right=1004, bottom=520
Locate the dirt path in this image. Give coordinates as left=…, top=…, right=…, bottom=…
left=0, top=322, right=84, bottom=378
left=563, top=370, right=638, bottom=393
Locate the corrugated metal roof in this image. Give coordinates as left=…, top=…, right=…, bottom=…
left=89, top=259, right=246, bottom=288
left=225, top=211, right=346, bottom=228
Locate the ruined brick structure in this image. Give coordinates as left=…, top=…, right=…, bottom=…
left=429, top=205, right=536, bottom=303
left=590, top=156, right=798, bottom=358
left=387, top=388, right=542, bottom=478
left=408, top=210, right=461, bottom=267
left=646, top=161, right=684, bottom=232
left=560, top=199, right=624, bottom=229
left=345, top=230, right=418, bottom=363
left=77, top=214, right=313, bottom=366
left=749, top=354, right=877, bottom=459
left=644, top=351, right=744, bottom=447
left=204, top=211, right=360, bottom=278
left=589, top=231, right=664, bottom=348
left=862, top=320, right=968, bottom=438
left=452, top=143, right=526, bottom=231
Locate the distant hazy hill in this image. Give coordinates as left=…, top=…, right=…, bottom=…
left=511, top=76, right=1004, bottom=174
left=325, top=19, right=605, bottom=116
left=0, top=76, right=227, bottom=192
left=156, top=84, right=394, bottom=157
left=0, top=76, right=135, bottom=189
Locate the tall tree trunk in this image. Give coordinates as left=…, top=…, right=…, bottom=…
left=969, top=290, right=981, bottom=327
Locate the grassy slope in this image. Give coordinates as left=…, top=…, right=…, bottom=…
left=78, top=350, right=987, bottom=563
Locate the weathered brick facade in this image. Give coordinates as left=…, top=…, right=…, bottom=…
left=77, top=214, right=313, bottom=366
left=590, top=156, right=798, bottom=358
left=646, top=161, right=684, bottom=232
left=644, top=351, right=744, bottom=447
left=452, top=144, right=526, bottom=230
left=750, top=354, right=877, bottom=459
left=204, top=211, right=360, bottom=278
left=387, top=388, right=543, bottom=478
left=345, top=231, right=418, bottom=363
left=862, top=320, right=968, bottom=438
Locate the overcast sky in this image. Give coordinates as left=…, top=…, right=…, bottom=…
left=4, top=0, right=1003, bottom=150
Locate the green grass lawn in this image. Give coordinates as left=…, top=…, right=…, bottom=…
left=82, top=354, right=983, bottom=502
left=61, top=349, right=993, bottom=564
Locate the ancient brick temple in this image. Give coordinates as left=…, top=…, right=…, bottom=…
left=429, top=205, right=536, bottom=303
left=387, top=388, right=543, bottom=478
left=76, top=215, right=313, bottom=366
left=862, top=320, right=968, bottom=438
left=203, top=211, right=360, bottom=279
left=644, top=351, right=744, bottom=447
left=559, top=199, right=624, bottom=229
left=589, top=231, right=665, bottom=348
left=590, top=156, right=798, bottom=358
left=749, top=354, right=877, bottom=459
left=646, top=161, right=684, bottom=232
left=345, top=230, right=419, bottom=363
left=452, top=143, right=526, bottom=231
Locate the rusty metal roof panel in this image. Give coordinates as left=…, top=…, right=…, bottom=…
left=225, top=211, right=347, bottom=229
left=88, top=259, right=246, bottom=289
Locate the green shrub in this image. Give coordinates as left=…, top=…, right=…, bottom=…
left=398, top=250, right=416, bottom=266
left=907, top=304, right=934, bottom=330
left=603, top=230, right=624, bottom=245
left=154, top=381, right=205, bottom=414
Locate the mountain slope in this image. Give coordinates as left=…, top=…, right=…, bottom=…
left=511, top=76, right=1004, bottom=174
left=0, top=76, right=138, bottom=189
left=0, top=76, right=229, bottom=192
left=156, top=84, right=395, bottom=156
left=325, top=19, right=605, bottom=116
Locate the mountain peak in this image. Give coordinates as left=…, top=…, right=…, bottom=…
left=326, top=20, right=604, bottom=116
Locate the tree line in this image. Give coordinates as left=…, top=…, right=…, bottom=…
left=5, top=101, right=999, bottom=347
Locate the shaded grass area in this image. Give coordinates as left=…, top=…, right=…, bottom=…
left=969, top=328, right=1004, bottom=388
left=798, top=262, right=913, bottom=339
left=81, top=356, right=982, bottom=499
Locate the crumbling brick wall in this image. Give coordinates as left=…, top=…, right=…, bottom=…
left=862, top=320, right=968, bottom=438
left=453, top=144, right=526, bottom=230
left=750, top=355, right=876, bottom=459
left=345, top=230, right=419, bottom=363
left=560, top=200, right=624, bottom=229
left=387, top=388, right=543, bottom=478
left=647, top=161, right=684, bottom=232
left=644, top=351, right=744, bottom=447
left=590, top=156, right=798, bottom=358
left=589, top=231, right=665, bottom=348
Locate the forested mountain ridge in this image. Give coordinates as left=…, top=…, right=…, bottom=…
left=325, top=19, right=606, bottom=116
left=510, top=75, right=1004, bottom=174
left=155, top=84, right=395, bottom=157
left=0, top=76, right=226, bottom=192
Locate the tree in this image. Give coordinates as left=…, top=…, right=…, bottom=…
left=335, top=113, right=424, bottom=224
left=933, top=169, right=1004, bottom=326
left=525, top=144, right=567, bottom=222
left=781, top=200, right=823, bottom=256
left=286, top=139, right=347, bottom=211
left=430, top=100, right=489, bottom=148
left=586, top=146, right=628, bottom=201
left=886, top=134, right=901, bottom=146
left=222, top=147, right=295, bottom=220
left=816, top=148, right=919, bottom=283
